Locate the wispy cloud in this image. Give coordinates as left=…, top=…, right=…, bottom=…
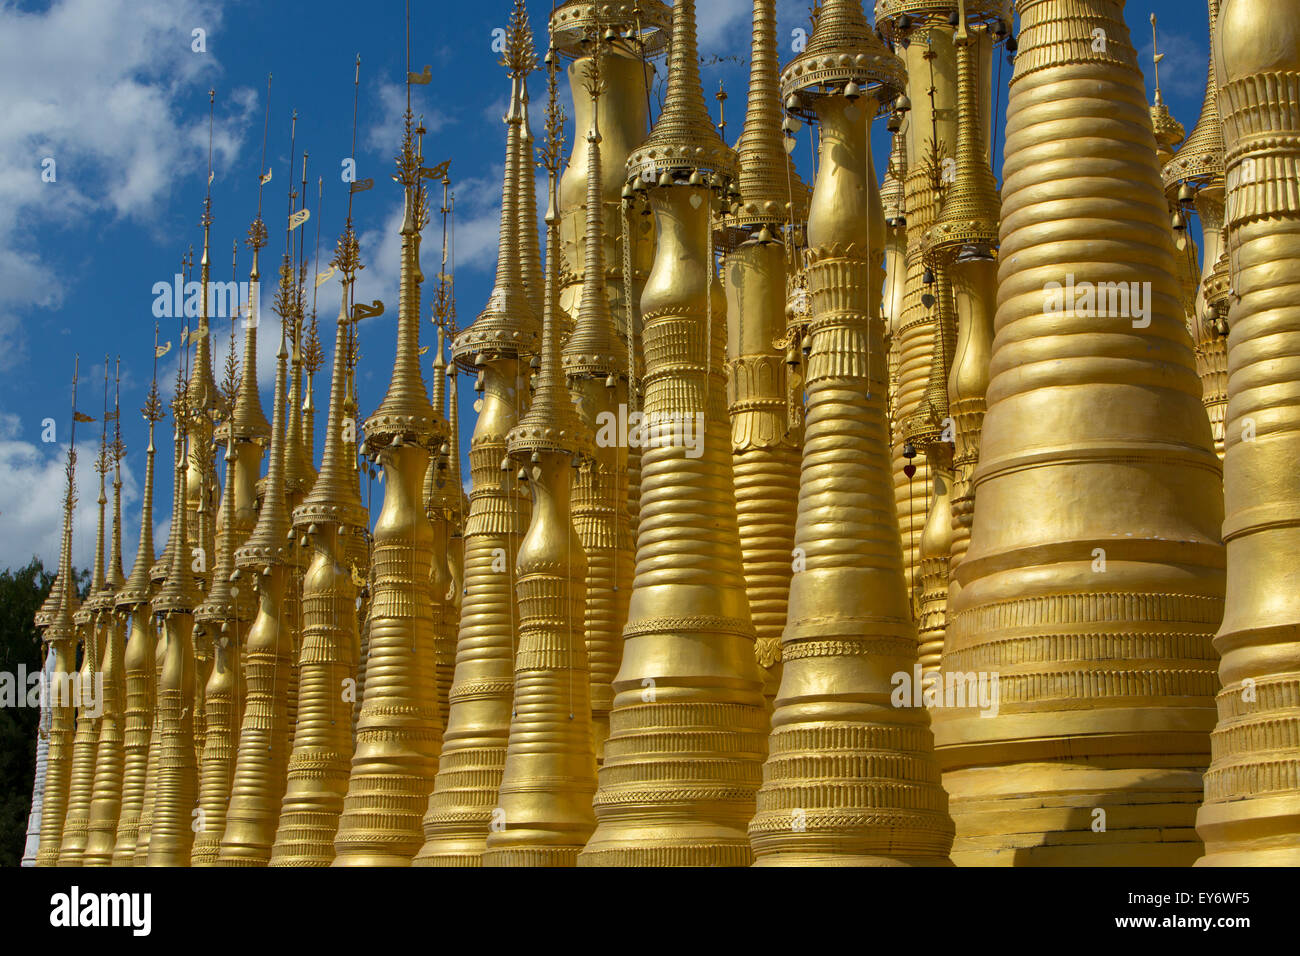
left=0, top=0, right=253, bottom=371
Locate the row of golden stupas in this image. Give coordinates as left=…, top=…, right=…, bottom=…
left=20, top=0, right=1300, bottom=867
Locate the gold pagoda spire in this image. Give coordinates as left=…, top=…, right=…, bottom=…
left=517, top=52, right=544, bottom=333
left=731, top=0, right=809, bottom=231
left=905, top=2, right=1000, bottom=676
left=190, top=432, right=247, bottom=866
left=551, top=1, right=668, bottom=549
left=1163, top=1, right=1224, bottom=189
left=145, top=342, right=200, bottom=866
left=1196, top=0, right=1300, bottom=865
left=273, top=277, right=368, bottom=866
left=580, top=0, right=762, bottom=867
left=874, top=1, right=967, bottom=597
left=454, top=0, right=539, bottom=361
left=107, top=362, right=126, bottom=589
left=57, top=359, right=113, bottom=864
left=91, top=362, right=111, bottom=595
left=626, top=0, right=734, bottom=185
left=83, top=359, right=129, bottom=865
left=286, top=150, right=319, bottom=507
left=484, top=57, right=596, bottom=865
left=302, top=174, right=326, bottom=468
left=191, top=263, right=254, bottom=866
left=424, top=170, right=458, bottom=735
left=189, top=90, right=223, bottom=421
left=748, top=0, right=953, bottom=866
left=273, top=65, right=373, bottom=860
left=557, top=21, right=633, bottom=759
left=186, top=93, right=225, bottom=774
left=417, top=0, right=537, bottom=868
left=722, top=0, right=809, bottom=708
left=193, top=86, right=276, bottom=866
left=217, top=317, right=294, bottom=866
left=218, top=122, right=305, bottom=866
left=1164, top=0, right=1227, bottom=459
left=337, top=3, right=445, bottom=864
left=931, top=0, right=1224, bottom=866
left=229, top=77, right=274, bottom=447
left=564, top=39, right=625, bottom=376
left=111, top=332, right=165, bottom=865
left=923, top=6, right=1002, bottom=648
left=34, top=357, right=83, bottom=867
left=135, top=257, right=189, bottom=866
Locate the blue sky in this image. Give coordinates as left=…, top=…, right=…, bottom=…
left=0, top=0, right=1215, bottom=573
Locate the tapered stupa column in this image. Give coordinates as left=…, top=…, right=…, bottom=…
left=132, top=550, right=173, bottom=865
left=145, top=371, right=201, bottom=867
left=1163, top=0, right=1228, bottom=459
left=876, top=5, right=955, bottom=593
left=553, top=3, right=668, bottom=545
left=190, top=213, right=271, bottom=866
left=931, top=0, right=1225, bottom=866
left=272, top=242, right=371, bottom=866
left=720, top=0, right=810, bottom=709
left=190, top=432, right=249, bottom=866
left=59, top=370, right=113, bottom=866
left=1196, top=0, right=1300, bottom=866
left=216, top=320, right=295, bottom=867
left=918, top=9, right=1003, bottom=663
left=111, top=358, right=164, bottom=866
left=748, top=0, right=952, bottom=866
left=283, top=269, right=318, bottom=742
left=426, top=323, right=457, bottom=728
left=881, top=130, right=907, bottom=364
left=416, top=0, right=539, bottom=867
left=59, top=607, right=102, bottom=866
left=579, top=0, right=767, bottom=868
left=186, top=167, right=227, bottom=767
left=556, top=12, right=653, bottom=762
left=484, top=67, right=597, bottom=866
left=21, top=649, right=54, bottom=865
left=84, top=369, right=128, bottom=865
left=335, top=94, right=446, bottom=867
left=34, top=374, right=81, bottom=867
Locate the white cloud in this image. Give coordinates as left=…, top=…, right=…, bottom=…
left=0, top=0, right=251, bottom=370
left=365, top=80, right=454, bottom=156
left=0, top=434, right=142, bottom=573
left=694, top=0, right=751, bottom=51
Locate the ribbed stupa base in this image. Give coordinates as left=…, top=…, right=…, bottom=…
left=579, top=696, right=767, bottom=868
left=412, top=745, right=507, bottom=867
left=750, top=719, right=955, bottom=866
